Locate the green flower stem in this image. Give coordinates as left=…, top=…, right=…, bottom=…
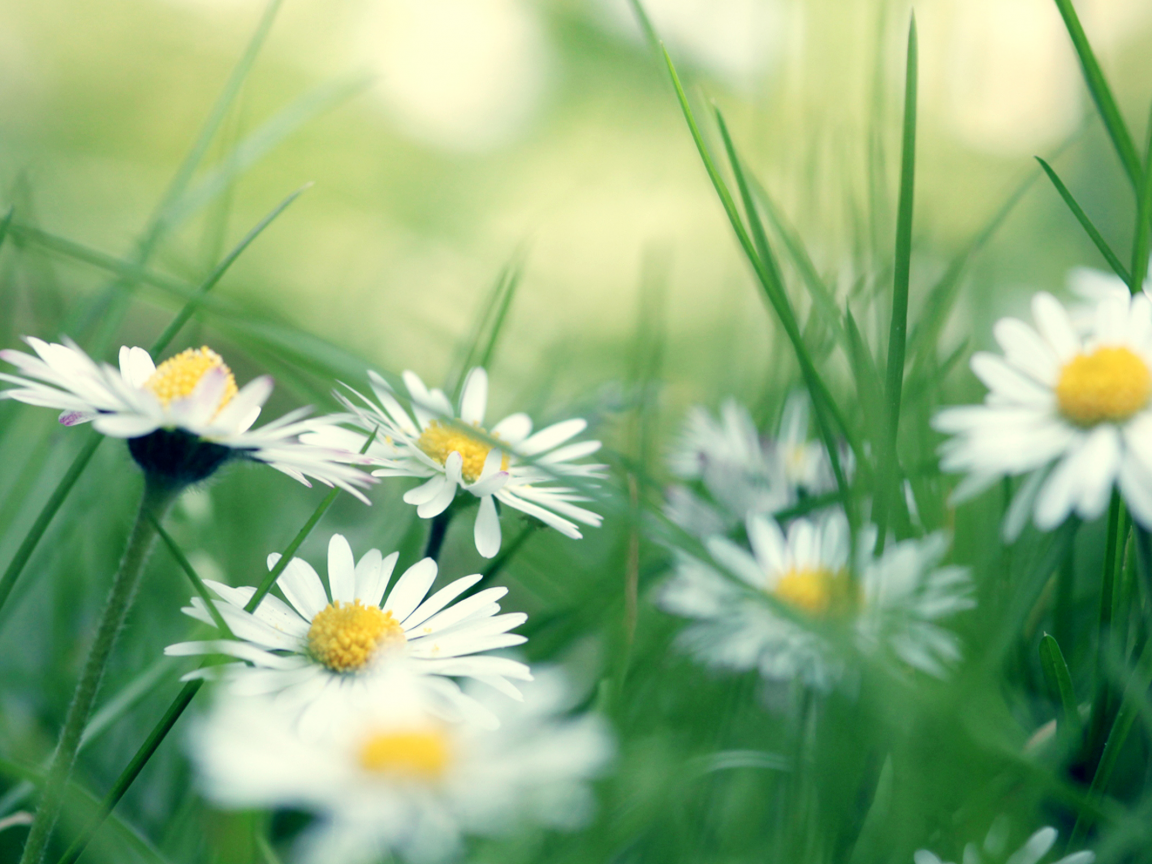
left=20, top=478, right=176, bottom=864
left=423, top=507, right=456, bottom=563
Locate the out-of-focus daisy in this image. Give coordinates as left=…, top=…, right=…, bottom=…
left=915, top=824, right=1093, bottom=864
left=311, top=367, right=604, bottom=558
left=659, top=511, right=972, bottom=688
left=166, top=533, right=531, bottom=731
left=934, top=290, right=1152, bottom=537
left=0, top=338, right=373, bottom=497
left=665, top=394, right=836, bottom=538
left=191, top=667, right=613, bottom=864
left=1067, top=267, right=1147, bottom=332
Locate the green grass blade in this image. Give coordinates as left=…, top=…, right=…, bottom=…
left=0, top=205, right=14, bottom=254
left=875, top=15, right=918, bottom=550
left=1036, top=157, right=1132, bottom=285
left=1130, top=109, right=1152, bottom=292
left=150, top=518, right=234, bottom=638
left=0, top=434, right=102, bottom=618
left=1052, top=0, right=1141, bottom=188
left=710, top=107, right=853, bottom=503
left=150, top=183, right=310, bottom=356
left=625, top=0, right=660, bottom=52
left=1039, top=633, right=1080, bottom=733
left=450, top=252, right=524, bottom=397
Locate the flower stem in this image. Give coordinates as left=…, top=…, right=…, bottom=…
left=19, top=478, right=175, bottom=864
left=423, top=507, right=455, bottom=562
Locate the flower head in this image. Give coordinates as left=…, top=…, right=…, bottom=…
left=0, top=338, right=374, bottom=497
left=915, top=824, right=1093, bottom=864
left=309, top=367, right=604, bottom=558
left=934, top=290, right=1152, bottom=538
left=190, top=666, right=613, bottom=864
left=659, top=511, right=972, bottom=688
left=166, top=533, right=531, bottom=731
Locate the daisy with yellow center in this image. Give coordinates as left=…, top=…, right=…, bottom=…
left=304, top=366, right=605, bottom=558
left=189, top=667, right=612, bottom=864
left=0, top=338, right=374, bottom=496
left=659, top=511, right=973, bottom=688
left=934, top=289, right=1152, bottom=537
left=166, top=533, right=532, bottom=730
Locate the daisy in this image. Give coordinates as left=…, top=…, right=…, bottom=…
left=933, top=290, right=1152, bottom=538
left=658, top=511, right=972, bottom=688
left=165, top=533, right=532, bottom=731
left=190, top=666, right=613, bottom=864
left=309, top=367, right=604, bottom=558
left=0, top=338, right=374, bottom=498
left=915, top=824, right=1093, bottom=864
left=664, top=394, right=837, bottom=539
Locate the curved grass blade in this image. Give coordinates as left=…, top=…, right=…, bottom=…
left=1130, top=108, right=1152, bottom=292
left=1039, top=633, right=1080, bottom=734
left=150, top=518, right=234, bottom=638
left=1036, top=157, right=1132, bottom=286
left=874, top=15, right=918, bottom=551
left=449, top=252, right=524, bottom=398
left=1052, top=0, right=1141, bottom=188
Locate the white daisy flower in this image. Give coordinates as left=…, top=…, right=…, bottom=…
left=659, top=511, right=973, bottom=688
left=664, top=394, right=838, bottom=539
left=933, top=290, right=1152, bottom=538
left=0, top=338, right=374, bottom=498
left=309, top=367, right=604, bottom=558
left=190, top=666, right=613, bottom=864
left=915, top=824, right=1093, bottom=864
left=165, top=533, right=532, bottom=731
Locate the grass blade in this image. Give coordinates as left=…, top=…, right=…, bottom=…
left=1039, top=633, right=1080, bottom=733
left=1052, top=0, right=1141, bottom=188
left=874, top=15, right=918, bottom=550
left=1130, top=108, right=1152, bottom=292
left=150, top=183, right=310, bottom=355
left=450, top=252, right=524, bottom=398
left=150, top=518, right=234, bottom=638
left=1037, top=157, right=1132, bottom=286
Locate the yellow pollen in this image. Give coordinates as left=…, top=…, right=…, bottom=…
left=144, top=346, right=238, bottom=413
left=416, top=420, right=510, bottom=483
left=306, top=600, right=405, bottom=673
left=358, top=729, right=449, bottom=779
left=1056, top=347, right=1152, bottom=426
left=774, top=568, right=836, bottom=616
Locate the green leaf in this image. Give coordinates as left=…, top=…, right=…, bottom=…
left=151, top=518, right=234, bottom=638
left=1039, top=633, right=1080, bottom=733
left=874, top=14, right=918, bottom=551
left=1130, top=107, right=1152, bottom=292
left=1036, top=157, right=1132, bottom=286
left=1052, top=0, right=1142, bottom=188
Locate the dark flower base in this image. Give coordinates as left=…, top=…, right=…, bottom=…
left=128, top=429, right=233, bottom=487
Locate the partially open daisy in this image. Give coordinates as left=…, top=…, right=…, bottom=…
left=933, top=290, right=1152, bottom=537
left=165, top=533, right=531, bottom=730
left=190, top=667, right=612, bottom=864
left=0, top=338, right=374, bottom=498
left=309, top=367, right=604, bottom=558
left=915, top=824, right=1094, bottom=864
left=659, top=512, right=972, bottom=688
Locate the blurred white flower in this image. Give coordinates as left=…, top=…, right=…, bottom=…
left=358, top=0, right=550, bottom=151
left=915, top=824, right=1093, bottom=864
left=664, top=394, right=837, bottom=538
left=166, top=532, right=531, bottom=732
left=310, top=367, right=604, bottom=558
left=191, top=666, right=613, bottom=864
left=934, top=290, right=1152, bottom=538
left=659, top=511, right=972, bottom=688
left=0, top=339, right=373, bottom=496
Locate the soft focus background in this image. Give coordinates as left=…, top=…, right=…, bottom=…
left=4, top=1, right=1152, bottom=862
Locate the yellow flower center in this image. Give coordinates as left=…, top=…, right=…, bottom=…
left=774, top=568, right=837, bottom=616
left=358, top=729, right=450, bottom=779
left=416, top=420, right=509, bottom=483
left=144, top=346, right=238, bottom=413
left=1055, top=347, right=1151, bottom=426
left=306, top=600, right=405, bottom=673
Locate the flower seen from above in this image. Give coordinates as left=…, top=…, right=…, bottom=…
left=659, top=510, right=973, bottom=688
left=191, top=666, right=613, bottom=864
left=166, top=533, right=531, bottom=731
left=308, top=366, right=604, bottom=557
left=933, top=290, right=1152, bottom=538
left=0, top=338, right=374, bottom=497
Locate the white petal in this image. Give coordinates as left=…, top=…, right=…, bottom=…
left=491, top=412, right=532, bottom=444
left=459, top=367, right=488, bottom=425
left=326, top=534, right=356, bottom=604
left=474, top=495, right=501, bottom=558
left=519, top=418, right=587, bottom=455
left=383, top=558, right=439, bottom=623
left=276, top=558, right=329, bottom=621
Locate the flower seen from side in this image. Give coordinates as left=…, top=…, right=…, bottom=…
left=658, top=511, right=972, bottom=688
left=309, top=367, right=604, bottom=557
left=915, top=824, right=1094, bottom=864
left=190, top=666, right=613, bottom=864
left=0, top=338, right=374, bottom=498
left=166, top=533, right=531, bottom=731
left=934, top=290, right=1152, bottom=538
